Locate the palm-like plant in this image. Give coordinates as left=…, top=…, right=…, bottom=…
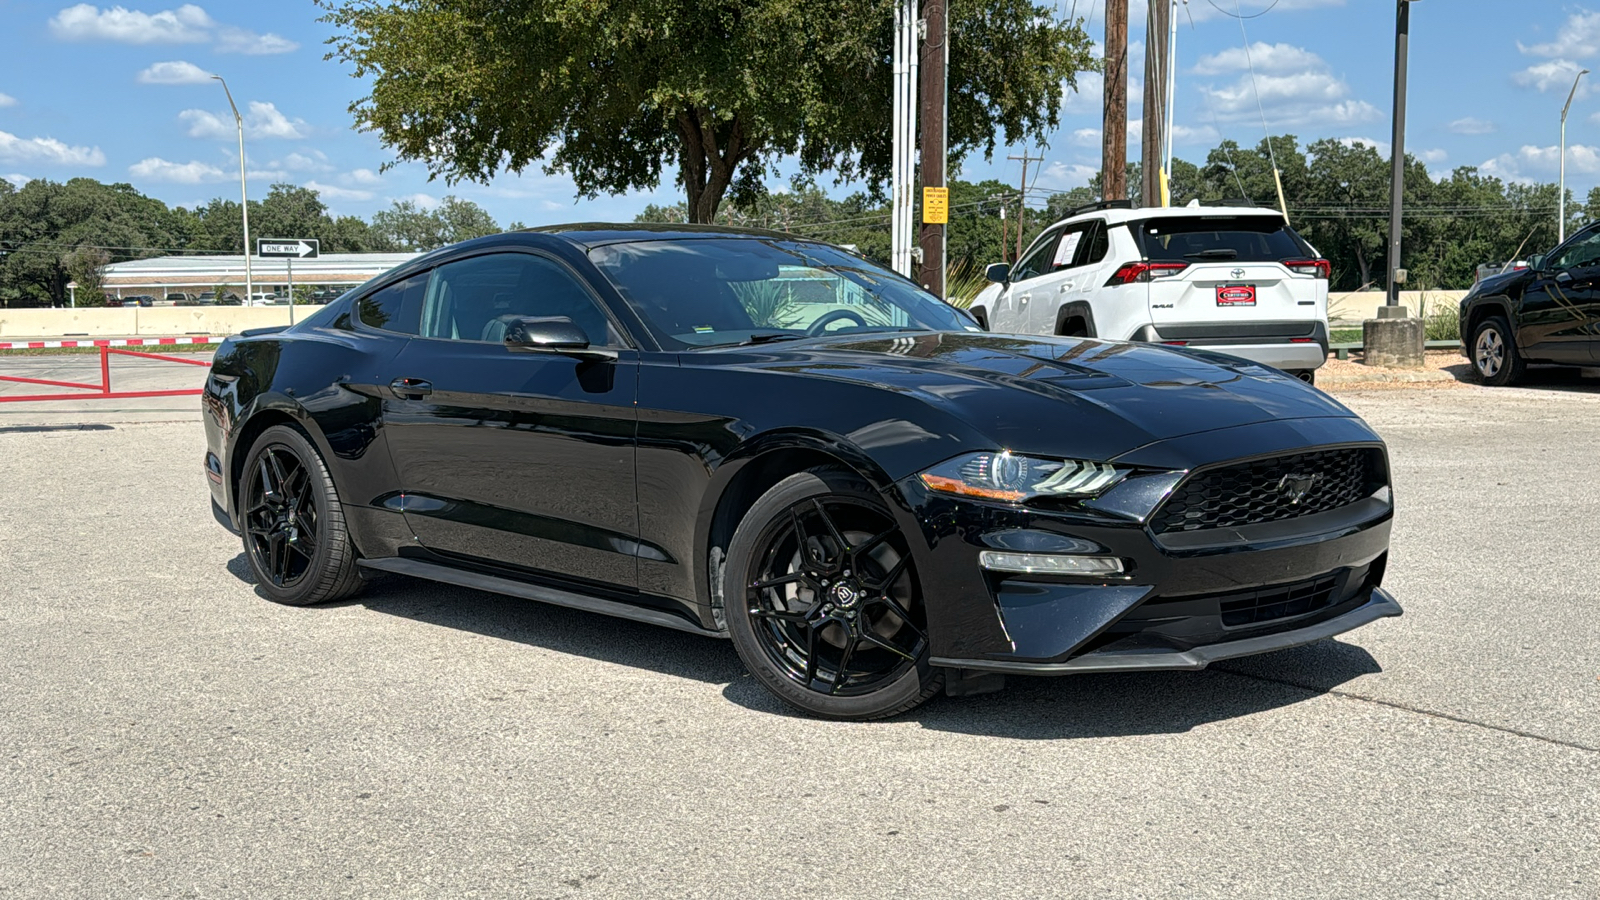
left=735, top=281, right=800, bottom=328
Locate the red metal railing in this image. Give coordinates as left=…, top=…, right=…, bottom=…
left=0, top=346, right=210, bottom=403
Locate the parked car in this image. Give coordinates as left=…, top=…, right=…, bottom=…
left=203, top=225, right=1400, bottom=720
left=970, top=200, right=1331, bottom=384
left=245, top=293, right=281, bottom=307
left=1460, top=223, right=1600, bottom=385
left=118, top=294, right=155, bottom=308
left=165, top=292, right=192, bottom=305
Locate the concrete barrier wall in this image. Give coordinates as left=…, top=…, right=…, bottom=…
left=0, top=305, right=329, bottom=338
left=1329, top=291, right=1466, bottom=325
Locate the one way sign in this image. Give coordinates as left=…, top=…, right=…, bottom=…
left=257, top=238, right=320, bottom=259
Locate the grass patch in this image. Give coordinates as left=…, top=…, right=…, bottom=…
left=1331, top=328, right=1362, bottom=344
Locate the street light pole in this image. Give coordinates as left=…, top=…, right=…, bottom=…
left=212, top=75, right=253, bottom=303
left=1560, top=68, right=1589, bottom=244
left=1385, top=0, right=1417, bottom=309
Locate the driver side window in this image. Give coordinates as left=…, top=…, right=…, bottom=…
left=418, top=252, right=619, bottom=346
left=1552, top=230, right=1600, bottom=271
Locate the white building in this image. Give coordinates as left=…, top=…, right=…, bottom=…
left=96, top=252, right=421, bottom=304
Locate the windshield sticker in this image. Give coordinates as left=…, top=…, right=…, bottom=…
left=1053, top=232, right=1082, bottom=267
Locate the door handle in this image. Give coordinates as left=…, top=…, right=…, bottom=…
left=389, top=377, right=432, bottom=400
left=1059, top=283, right=1074, bottom=292
left=1019, top=293, right=1031, bottom=304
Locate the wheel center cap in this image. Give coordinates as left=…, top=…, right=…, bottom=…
left=829, top=581, right=861, bottom=608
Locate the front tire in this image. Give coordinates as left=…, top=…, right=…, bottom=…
left=1471, top=316, right=1524, bottom=386
left=724, top=467, right=942, bottom=720
left=238, top=424, right=364, bottom=606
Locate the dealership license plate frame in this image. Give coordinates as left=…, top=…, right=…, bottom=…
left=1216, top=283, right=1257, bottom=307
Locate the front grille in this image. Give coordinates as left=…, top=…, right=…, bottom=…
left=1150, top=448, right=1381, bottom=534
left=1218, top=574, right=1340, bottom=628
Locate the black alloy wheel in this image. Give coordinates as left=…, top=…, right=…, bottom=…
left=1471, top=315, right=1525, bottom=386
left=725, top=467, right=942, bottom=720
left=239, top=424, right=364, bottom=606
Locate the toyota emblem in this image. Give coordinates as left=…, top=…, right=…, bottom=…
left=1230, top=268, right=1246, bottom=279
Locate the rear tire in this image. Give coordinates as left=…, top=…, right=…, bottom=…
left=238, top=425, right=364, bottom=606
left=1470, top=316, right=1524, bottom=386
left=723, top=467, right=943, bottom=720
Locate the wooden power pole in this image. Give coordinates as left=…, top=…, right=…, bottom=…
left=1141, top=0, right=1169, bottom=207
left=1103, top=0, right=1128, bottom=203
left=1007, top=150, right=1041, bottom=260
left=917, top=0, right=948, bottom=296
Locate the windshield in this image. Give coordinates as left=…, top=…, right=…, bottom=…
left=589, top=238, right=977, bottom=350
left=1132, top=215, right=1312, bottom=262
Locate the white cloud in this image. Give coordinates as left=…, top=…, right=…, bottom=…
left=128, top=156, right=223, bottom=183
left=1185, top=0, right=1343, bottom=23
left=180, top=101, right=307, bottom=140
left=137, top=59, right=210, bottom=84
left=0, top=93, right=16, bottom=108
left=1416, top=148, right=1448, bottom=165
left=1518, top=11, right=1600, bottom=60
left=539, top=200, right=566, bottom=211
left=277, top=151, right=331, bottom=173
left=1191, top=44, right=1377, bottom=128
left=1449, top=116, right=1495, bottom=135
left=246, top=168, right=288, bottom=182
left=305, top=180, right=373, bottom=201
left=1338, top=137, right=1384, bottom=152
left=400, top=192, right=439, bottom=209
left=49, top=4, right=295, bottom=53
left=215, top=27, right=297, bottom=55
left=1032, top=161, right=1099, bottom=192
left=342, top=167, right=381, bottom=185
left=1480, top=144, right=1600, bottom=182
left=1192, top=43, right=1324, bottom=77
left=50, top=3, right=212, bottom=43
left=1513, top=59, right=1590, bottom=95
left=3, top=173, right=30, bottom=188
left=245, top=102, right=307, bottom=139
left=0, top=130, right=105, bottom=166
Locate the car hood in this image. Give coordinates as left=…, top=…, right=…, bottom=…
left=708, top=331, right=1357, bottom=461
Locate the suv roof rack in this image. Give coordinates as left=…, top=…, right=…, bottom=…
left=1067, top=199, right=1134, bottom=218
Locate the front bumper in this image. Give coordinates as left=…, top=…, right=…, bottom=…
left=933, top=587, right=1400, bottom=674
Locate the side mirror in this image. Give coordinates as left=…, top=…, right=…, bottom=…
left=503, top=316, right=617, bottom=360
left=1529, top=254, right=1545, bottom=274
left=984, top=262, right=1011, bottom=284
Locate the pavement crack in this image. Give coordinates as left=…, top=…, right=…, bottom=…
left=1213, top=667, right=1600, bottom=755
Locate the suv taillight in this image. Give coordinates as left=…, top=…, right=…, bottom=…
left=1285, top=259, right=1330, bottom=279
left=1107, top=262, right=1188, bottom=285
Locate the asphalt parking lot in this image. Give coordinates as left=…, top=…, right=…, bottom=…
left=2, top=355, right=1598, bottom=898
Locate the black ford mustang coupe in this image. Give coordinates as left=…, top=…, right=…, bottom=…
left=203, top=225, right=1401, bottom=719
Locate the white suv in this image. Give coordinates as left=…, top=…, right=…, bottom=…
left=968, top=201, right=1330, bottom=381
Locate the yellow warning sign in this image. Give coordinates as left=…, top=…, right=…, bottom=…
left=922, top=186, right=949, bottom=224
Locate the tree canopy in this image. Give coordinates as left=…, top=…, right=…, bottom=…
left=0, top=181, right=501, bottom=308
left=319, top=0, right=1095, bottom=223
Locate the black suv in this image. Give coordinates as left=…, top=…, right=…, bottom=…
left=1460, top=223, right=1600, bottom=385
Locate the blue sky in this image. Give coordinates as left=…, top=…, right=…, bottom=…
left=0, top=0, right=1596, bottom=228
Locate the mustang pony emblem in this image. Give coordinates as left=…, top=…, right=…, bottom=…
left=1276, top=473, right=1320, bottom=505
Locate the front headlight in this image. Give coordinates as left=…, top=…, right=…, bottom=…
left=918, top=451, right=1126, bottom=502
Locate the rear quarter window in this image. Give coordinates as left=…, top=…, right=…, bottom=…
left=1133, top=215, right=1311, bottom=262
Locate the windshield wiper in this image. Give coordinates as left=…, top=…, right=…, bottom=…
left=1184, top=248, right=1239, bottom=259
left=737, top=332, right=808, bottom=346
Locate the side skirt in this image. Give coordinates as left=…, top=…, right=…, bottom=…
left=357, top=557, right=728, bottom=639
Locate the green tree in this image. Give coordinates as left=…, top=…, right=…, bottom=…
left=371, top=195, right=499, bottom=251
left=320, top=0, right=1095, bottom=223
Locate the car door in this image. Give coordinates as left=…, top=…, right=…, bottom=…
left=1024, top=221, right=1095, bottom=334
left=1518, top=228, right=1600, bottom=364
left=987, top=225, right=1064, bottom=333
left=380, top=249, right=643, bottom=589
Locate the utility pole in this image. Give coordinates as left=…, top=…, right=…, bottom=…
left=1009, top=151, right=1041, bottom=260
left=889, top=0, right=920, bottom=277
left=1385, top=0, right=1416, bottom=309
left=1560, top=68, right=1589, bottom=243
left=918, top=0, right=949, bottom=297
left=1103, top=0, right=1129, bottom=203
left=1141, top=0, right=1170, bottom=208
